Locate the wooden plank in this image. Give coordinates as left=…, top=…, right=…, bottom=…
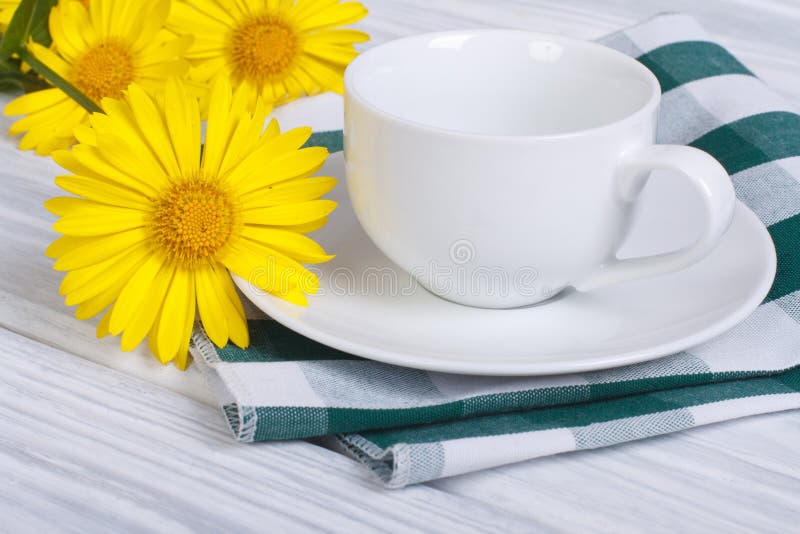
left=0, top=328, right=536, bottom=532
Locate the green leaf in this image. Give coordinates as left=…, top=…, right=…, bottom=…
left=17, top=46, right=102, bottom=113
left=30, top=0, right=58, bottom=47
left=0, top=0, right=36, bottom=61
left=0, top=0, right=54, bottom=61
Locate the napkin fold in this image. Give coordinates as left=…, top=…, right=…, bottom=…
left=191, top=14, right=800, bottom=488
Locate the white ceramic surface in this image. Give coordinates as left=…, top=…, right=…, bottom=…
left=235, top=152, right=776, bottom=375
left=344, top=29, right=737, bottom=308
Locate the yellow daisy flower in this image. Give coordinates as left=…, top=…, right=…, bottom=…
left=4, top=0, right=192, bottom=155
left=168, top=0, right=369, bottom=106
left=45, top=78, right=336, bottom=369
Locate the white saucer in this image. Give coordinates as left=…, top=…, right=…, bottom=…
left=235, top=152, right=776, bottom=375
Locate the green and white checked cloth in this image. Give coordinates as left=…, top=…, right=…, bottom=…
left=190, top=14, right=800, bottom=488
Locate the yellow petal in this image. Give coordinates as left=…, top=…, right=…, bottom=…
left=137, top=59, right=190, bottom=79
left=280, top=290, right=309, bottom=306
left=126, top=84, right=181, bottom=178
left=217, top=99, right=270, bottom=177
left=213, top=264, right=249, bottom=348
left=92, top=99, right=172, bottom=186
left=9, top=98, right=81, bottom=135
left=202, top=77, right=233, bottom=176
left=73, top=124, right=97, bottom=146
left=290, top=0, right=339, bottom=20
left=96, top=308, right=112, bottom=338
left=296, top=55, right=346, bottom=93
left=130, top=0, right=173, bottom=51
left=53, top=228, right=149, bottom=271
left=156, top=266, right=195, bottom=363
left=48, top=3, right=88, bottom=62
left=303, top=29, right=370, bottom=45
left=164, top=78, right=201, bottom=176
left=241, top=176, right=337, bottom=208
left=74, top=255, right=147, bottom=320
left=137, top=34, right=194, bottom=66
left=303, top=42, right=359, bottom=65
left=109, top=254, right=165, bottom=334
left=195, top=263, right=228, bottom=347
left=28, top=41, right=71, bottom=79
left=227, top=146, right=328, bottom=193
left=45, top=196, right=88, bottom=216
left=74, top=287, right=117, bottom=320
left=219, top=239, right=319, bottom=295
left=92, top=132, right=171, bottom=193
left=59, top=0, right=98, bottom=44
left=4, top=89, right=69, bottom=116
left=240, top=226, right=334, bottom=263
left=32, top=134, right=78, bottom=156
left=66, top=145, right=162, bottom=197
left=242, top=199, right=337, bottom=226
left=59, top=242, right=150, bottom=295
left=219, top=240, right=296, bottom=294
left=120, top=261, right=175, bottom=352
left=296, top=1, right=367, bottom=31
left=53, top=203, right=147, bottom=236
left=55, top=175, right=152, bottom=210
left=275, top=216, right=330, bottom=234
left=46, top=235, right=90, bottom=259
left=174, top=331, right=193, bottom=370
left=64, top=245, right=150, bottom=306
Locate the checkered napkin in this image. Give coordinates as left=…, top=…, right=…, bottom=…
left=190, top=14, right=800, bottom=488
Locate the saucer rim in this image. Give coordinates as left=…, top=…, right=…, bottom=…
left=234, top=202, right=777, bottom=376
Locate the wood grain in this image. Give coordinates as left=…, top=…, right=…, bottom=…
left=0, top=329, right=537, bottom=533
left=1, top=0, right=799, bottom=531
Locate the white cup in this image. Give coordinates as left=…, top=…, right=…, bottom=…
left=343, top=29, right=735, bottom=308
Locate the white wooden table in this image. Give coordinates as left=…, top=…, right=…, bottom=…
left=2, top=1, right=799, bottom=531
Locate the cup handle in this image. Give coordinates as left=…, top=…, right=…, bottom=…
left=573, top=145, right=736, bottom=292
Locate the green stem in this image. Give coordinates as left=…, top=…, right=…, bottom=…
left=17, top=46, right=102, bottom=114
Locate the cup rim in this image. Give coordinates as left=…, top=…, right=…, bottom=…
left=344, top=29, right=661, bottom=141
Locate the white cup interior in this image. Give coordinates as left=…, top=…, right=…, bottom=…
left=345, top=30, right=658, bottom=136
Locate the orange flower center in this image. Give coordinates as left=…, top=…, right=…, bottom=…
left=152, top=181, right=236, bottom=264
left=73, top=40, right=135, bottom=103
left=229, top=14, right=299, bottom=84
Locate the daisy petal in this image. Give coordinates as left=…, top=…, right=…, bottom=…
left=241, top=226, right=334, bottom=263
left=121, top=262, right=175, bottom=352
left=296, top=2, right=368, bottom=32
left=156, top=266, right=195, bottom=363
left=126, top=84, right=181, bottom=177
left=54, top=227, right=149, bottom=271
left=4, top=89, right=70, bottom=116
left=164, top=78, right=201, bottom=176
left=202, top=77, right=233, bottom=176
left=109, top=254, right=165, bottom=335
left=53, top=204, right=147, bottom=236
left=242, top=199, right=337, bottom=226
left=196, top=264, right=229, bottom=347
left=213, top=264, right=249, bottom=348
left=241, top=176, right=337, bottom=207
